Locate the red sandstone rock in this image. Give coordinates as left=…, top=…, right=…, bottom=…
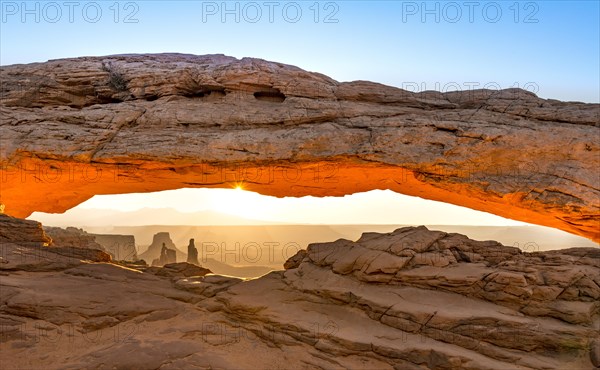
left=0, top=54, right=598, bottom=242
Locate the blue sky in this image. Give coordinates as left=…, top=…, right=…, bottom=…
left=1, top=0, right=599, bottom=102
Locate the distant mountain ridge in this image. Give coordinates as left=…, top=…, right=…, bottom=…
left=30, top=207, right=288, bottom=227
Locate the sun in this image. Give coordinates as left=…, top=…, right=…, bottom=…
left=207, top=184, right=274, bottom=220
left=231, top=181, right=246, bottom=191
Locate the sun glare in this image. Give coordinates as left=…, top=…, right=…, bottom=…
left=209, top=187, right=274, bottom=219
left=49, top=188, right=529, bottom=226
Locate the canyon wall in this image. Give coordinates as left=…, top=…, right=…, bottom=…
left=91, top=233, right=138, bottom=261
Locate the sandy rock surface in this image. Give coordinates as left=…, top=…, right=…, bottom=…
left=1, top=225, right=597, bottom=369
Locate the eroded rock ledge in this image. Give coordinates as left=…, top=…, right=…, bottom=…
left=1, top=54, right=599, bottom=241
left=1, top=224, right=598, bottom=369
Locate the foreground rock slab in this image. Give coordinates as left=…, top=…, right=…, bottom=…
left=1, top=225, right=598, bottom=369
left=1, top=54, right=599, bottom=241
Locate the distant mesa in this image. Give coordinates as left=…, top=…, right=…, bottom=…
left=92, top=233, right=138, bottom=261
left=139, top=233, right=208, bottom=269
left=139, top=232, right=187, bottom=265
left=134, top=232, right=271, bottom=278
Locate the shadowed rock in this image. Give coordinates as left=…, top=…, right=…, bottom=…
left=146, top=262, right=212, bottom=278
left=153, top=242, right=177, bottom=266
left=186, top=238, right=199, bottom=265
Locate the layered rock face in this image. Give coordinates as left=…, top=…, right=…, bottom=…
left=1, top=215, right=110, bottom=271
left=0, top=54, right=598, bottom=241
left=0, top=214, right=51, bottom=247
left=1, top=226, right=597, bottom=369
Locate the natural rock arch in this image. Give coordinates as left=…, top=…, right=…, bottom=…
left=0, top=54, right=598, bottom=242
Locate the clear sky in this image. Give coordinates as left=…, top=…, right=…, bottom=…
left=3, top=1, right=598, bottom=226
left=1, top=1, right=598, bottom=102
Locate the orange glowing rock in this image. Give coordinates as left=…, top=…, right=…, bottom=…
left=0, top=54, right=598, bottom=241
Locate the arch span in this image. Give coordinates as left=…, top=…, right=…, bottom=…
left=0, top=54, right=598, bottom=241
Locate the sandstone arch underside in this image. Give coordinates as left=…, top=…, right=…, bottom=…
left=0, top=54, right=598, bottom=242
